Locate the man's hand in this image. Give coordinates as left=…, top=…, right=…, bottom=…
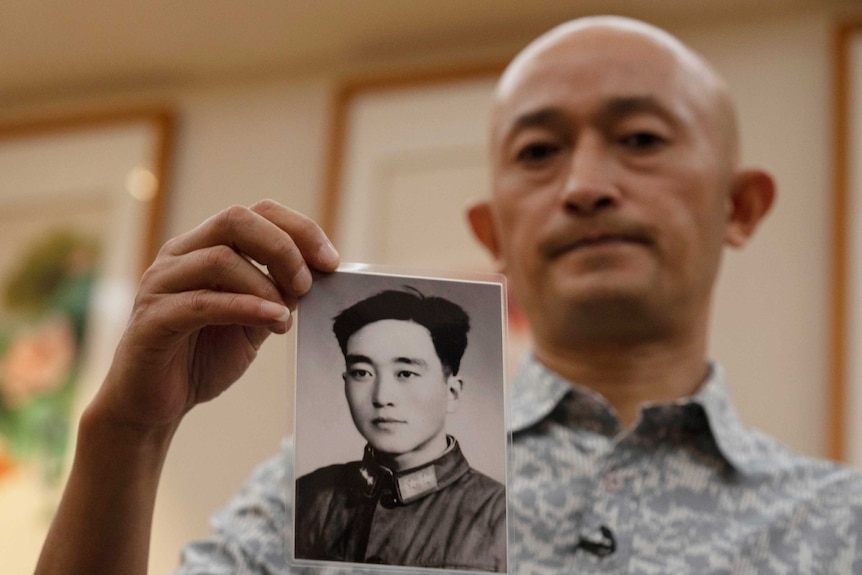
left=36, top=201, right=339, bottom=575
left=92, top=200, right=340, bottom=431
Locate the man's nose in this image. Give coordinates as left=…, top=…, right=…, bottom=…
left=372, top=374, right=397, bottom=407
left=561, top=137, right=620, bottom=215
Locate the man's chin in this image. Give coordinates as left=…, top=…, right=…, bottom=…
left=553, top=274, right=656, bottom=309
left=366, top=438, right=411, bottom=458
left=536, top=279, right=667, bottom=335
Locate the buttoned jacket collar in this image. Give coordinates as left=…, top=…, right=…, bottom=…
left=358, top=436, right=471, bottom=504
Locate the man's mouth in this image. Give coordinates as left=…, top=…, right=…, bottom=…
left=372, top=417, right=406, bottom=426
left=548, top=233, right=650, bottom=257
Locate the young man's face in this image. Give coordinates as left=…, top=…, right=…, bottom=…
left=342, top=319, right=460, bottom=471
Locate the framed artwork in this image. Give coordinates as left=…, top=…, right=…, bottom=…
left=832, top=19, right=862, bottom=468
left=0, top=109, right=173, bottom=573
left=321, top=65, right=502, bottom=270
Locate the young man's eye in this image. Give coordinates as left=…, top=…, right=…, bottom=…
left=396, top=370, right=420, bottom=380
left=516, top=142, right=562, bottom=164
left=619, top=131, right=667, bottom=150
left=346, top=368, right=373, bottom=381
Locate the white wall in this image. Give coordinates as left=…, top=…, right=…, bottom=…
left=0, top=6, right=848, bottom=573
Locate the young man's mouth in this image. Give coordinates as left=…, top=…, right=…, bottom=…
left=372, top=417, right=407, bottom=428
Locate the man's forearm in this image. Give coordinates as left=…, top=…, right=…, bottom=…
left=35, top=404, right=178, bottom=575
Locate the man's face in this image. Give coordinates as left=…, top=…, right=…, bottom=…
left=484, top=26, right=735, bottom=345
left=343, top=319, right=459, bottom=471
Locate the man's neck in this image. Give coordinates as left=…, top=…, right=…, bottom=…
left=533, top=332, right=709, bottom=428
left=374, top=432, right=451, bottom=472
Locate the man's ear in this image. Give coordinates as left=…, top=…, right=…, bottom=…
left=467, top=200, right=504, bottom=269
left=724, top=168, right=776, bottom=248
left=446, top=377, right=463, bottom=414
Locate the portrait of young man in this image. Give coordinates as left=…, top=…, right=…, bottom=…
left=292, top=270, right=507, bottom=572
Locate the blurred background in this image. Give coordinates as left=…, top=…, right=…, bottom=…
left=1, top=0, right=860, bottom=572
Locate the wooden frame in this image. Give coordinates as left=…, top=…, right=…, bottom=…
left=830, top=19, right=862, bottom=463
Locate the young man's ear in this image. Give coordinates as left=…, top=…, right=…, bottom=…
left=446, top=377, right=463, bottom=414
left=724, top=168, right=776, bottom=248
left=467, top=200, right=504, bottom=269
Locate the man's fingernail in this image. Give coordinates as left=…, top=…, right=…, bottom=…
left=291, top=266, right=312, bottom=294
left=260, top=301, right=291, bottom=322
left=318, top=242, right=340, bottom=266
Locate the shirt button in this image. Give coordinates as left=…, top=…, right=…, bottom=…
left=603, top=472, right=623, bottom=493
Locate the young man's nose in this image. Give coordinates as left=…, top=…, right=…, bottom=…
left=371, top=375, right=397, bottom=407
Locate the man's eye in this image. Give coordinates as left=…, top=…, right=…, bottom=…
left=347, top=369, right=373, bottom=381
left=619, top=132, right=666, bottom=150
left=516, top=142, right=561, bottom=164
left=396, top=370, right=419, bottom=380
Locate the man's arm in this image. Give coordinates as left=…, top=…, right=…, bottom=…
left=34, top=200, right=339, bottom=575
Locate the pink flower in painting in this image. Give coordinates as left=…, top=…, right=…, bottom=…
left=0, top=317, right=76, bottom=407
left=0, top=437, right=14, bottom=479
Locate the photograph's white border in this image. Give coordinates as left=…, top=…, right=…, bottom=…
left=289, top=264, right=509, bottom=574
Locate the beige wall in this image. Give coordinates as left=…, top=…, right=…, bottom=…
left=684, top=15, right=834, bottom=455
left=150, top=79, right=333, bottom=572
left=0, top=6, right=850, bottom=573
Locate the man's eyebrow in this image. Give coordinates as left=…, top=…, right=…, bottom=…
left=503, top=96, right=677, bottom=140
left=506, top=107, right=568, bottom=136
left=394, top=357, right=428, bottom=368
left=345, top=355, right=428, bottom=368
left=345, top=354, right=372, bottom=366
left=602, top=95, right=677, bottom=124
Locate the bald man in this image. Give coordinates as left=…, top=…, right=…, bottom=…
left=37, top=16, right=862, bottom=575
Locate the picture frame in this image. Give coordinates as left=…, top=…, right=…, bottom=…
left=0, top=108, right=174, bottom=573
left=292, top=267, right=509, bottom=572
left=831, top=18, right=862, bottom=468
left=320, top=64, right=505, bottom=273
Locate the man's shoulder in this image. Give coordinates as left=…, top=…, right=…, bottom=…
left=443, top=465, right=507, bottom=523
left=744, top=428, right=862, bottom=512
left=463, top=466, right=506, bottom=494
left=747, top=427, right=858, bottom=476
left=296, top=460, right=362, bottom=492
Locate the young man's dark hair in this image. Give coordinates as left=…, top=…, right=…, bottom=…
left=332, top=287, right=470, bottom=377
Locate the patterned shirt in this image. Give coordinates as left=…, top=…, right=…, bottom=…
left=175, top=356, right=862, bottom=574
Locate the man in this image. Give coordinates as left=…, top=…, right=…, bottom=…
left=36, top=15, right=862, bottom=575
left=294, top=288, right=506, bottom=571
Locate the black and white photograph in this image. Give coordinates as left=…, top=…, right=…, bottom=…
left=293, top=268, right=508, bottom=573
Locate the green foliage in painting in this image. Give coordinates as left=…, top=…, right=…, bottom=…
left=0, top=229, right=98, bottom=485
left=3, top=230, right=98, bottom=315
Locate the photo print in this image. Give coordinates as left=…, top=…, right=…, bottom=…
left=293, top=267, right=508, bottom=573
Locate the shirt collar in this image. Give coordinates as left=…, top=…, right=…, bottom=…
left=508, top=355, right=761, bottom=476
left=687, top=363, right=761, bottom=475
left=508, top=354, right=575, bottom=432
